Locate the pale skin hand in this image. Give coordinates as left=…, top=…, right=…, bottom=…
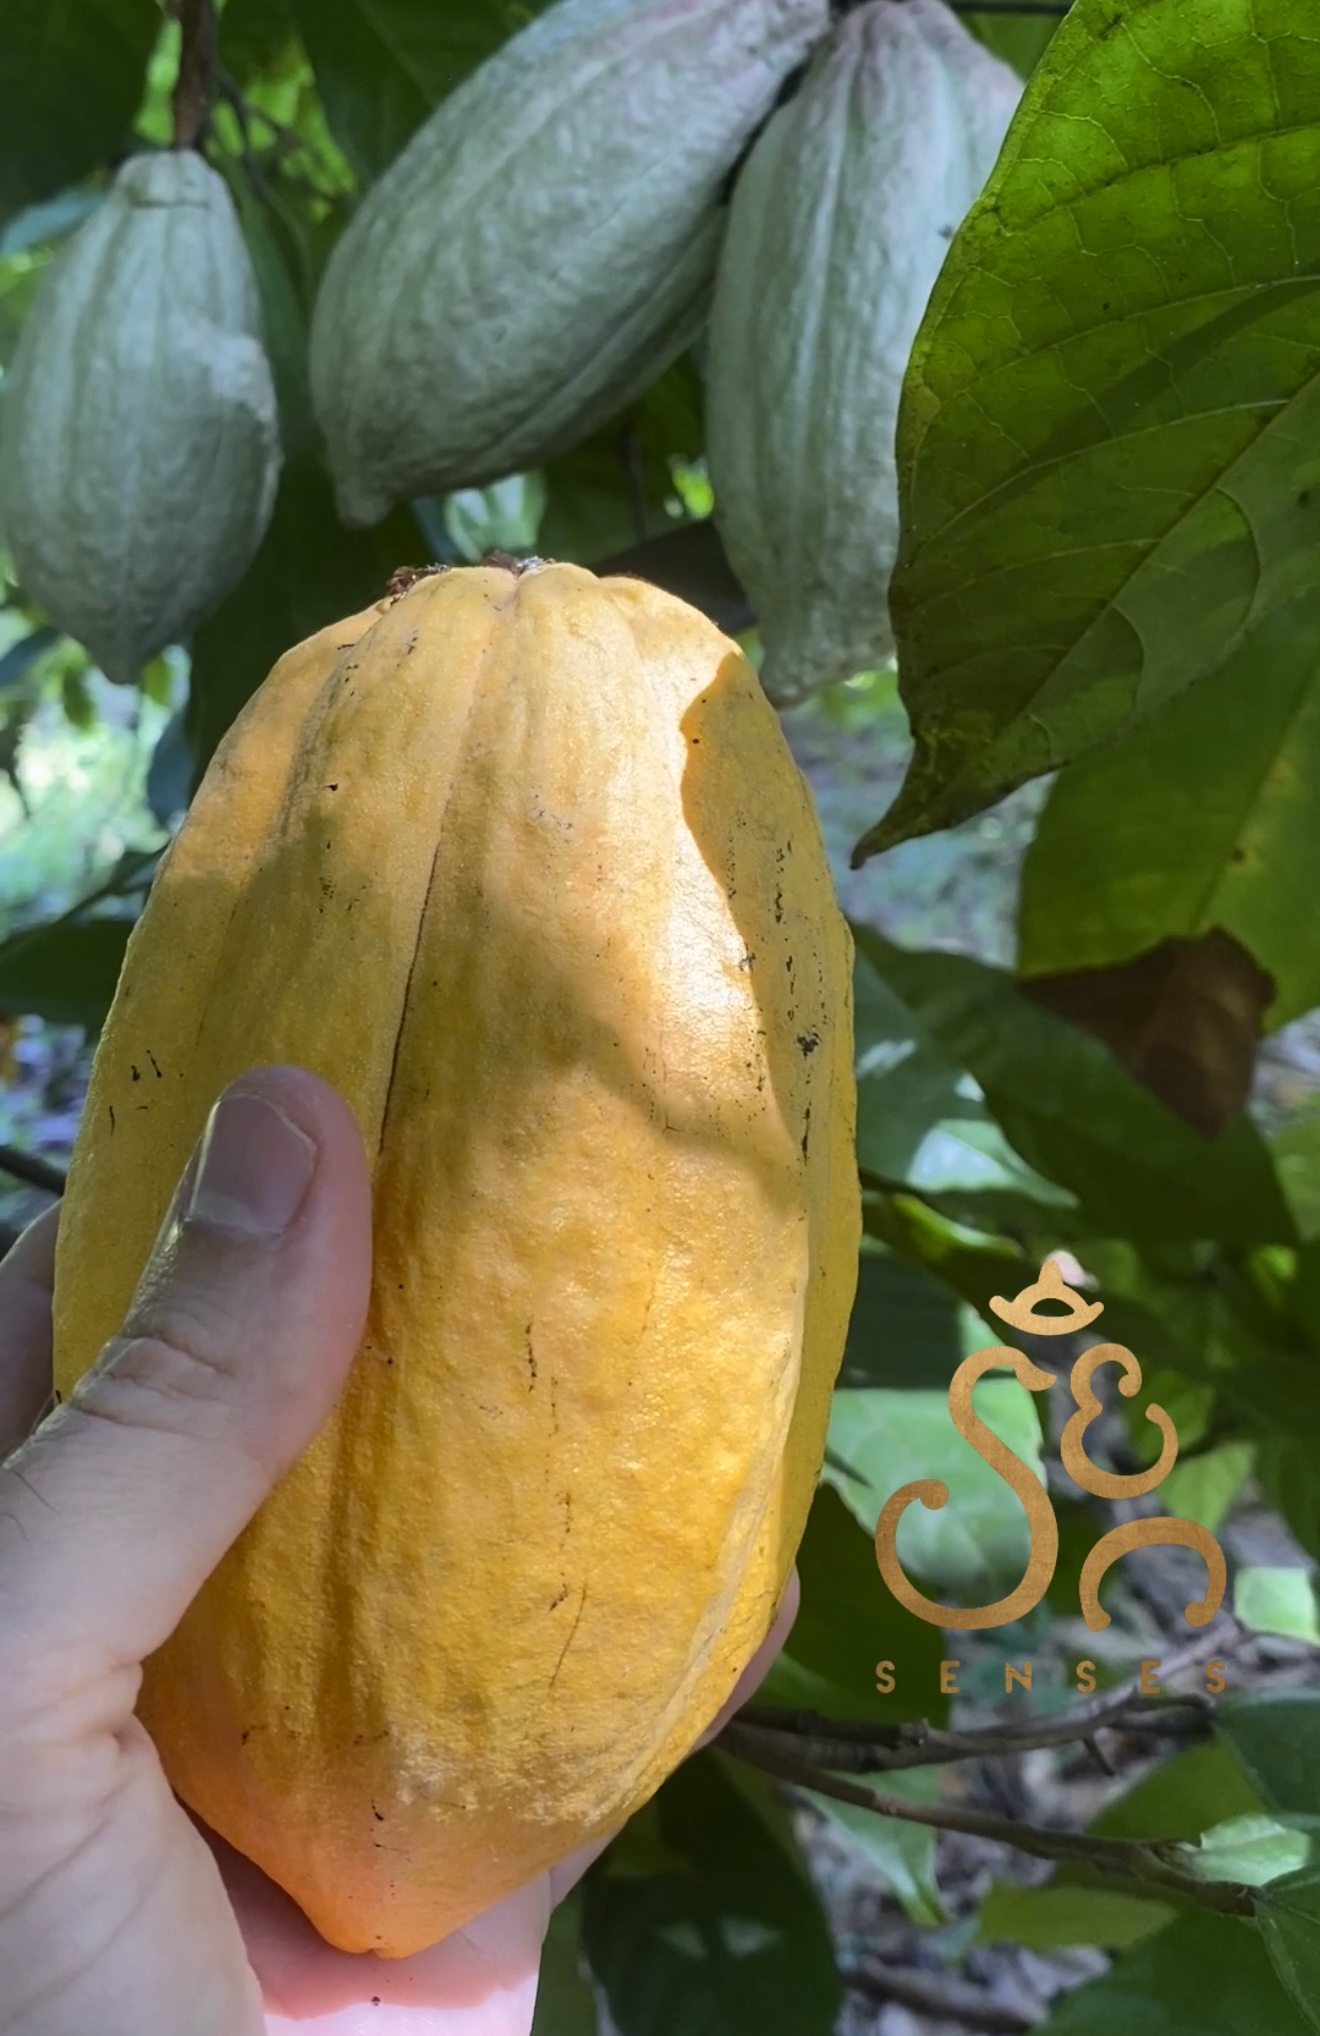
left=0, top=1064, right=799, bottom=2036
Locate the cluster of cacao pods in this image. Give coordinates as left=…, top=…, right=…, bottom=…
left=309, top=0, right=1022, bottom=703
left=0, top=0, right=1019, bottom=699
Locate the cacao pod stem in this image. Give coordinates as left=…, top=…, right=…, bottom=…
left=170, top=0, right=217, bottom=150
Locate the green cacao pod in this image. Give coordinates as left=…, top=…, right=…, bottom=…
left=310, top=0, right=829, bottom=528
left=52, top=560, right=860, bottom=1956
left=0, top=151, right=281, bottom=685
left=705, top=0, right=1021, bottom=706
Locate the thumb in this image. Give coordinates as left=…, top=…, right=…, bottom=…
left=0, top=1064, right=373, bottom=1676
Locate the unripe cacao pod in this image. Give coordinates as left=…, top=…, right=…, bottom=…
left=51, top=561, right=861, bottom=1957
left=705, top=0, right=1022, bottom=706
left=0, top=151, right=281, bottom=685
left=310, top=0, right=830, bottom=527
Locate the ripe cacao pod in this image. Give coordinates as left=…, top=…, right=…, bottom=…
left=310, top=0, right=829, bottom=527
left=705, top=0, right=1022, bottom=706
left=52, top=561, right=861, bottom=1957
left=0, top=151, right=281, bottom=685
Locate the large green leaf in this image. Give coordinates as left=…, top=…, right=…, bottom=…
left=0, top=916, right=133, bottom=1029
left=855, top=931, right=1296, bottom=1247
left=185, top=452, right=427, bottom=784
left=530, top=1888, right=597, bottom=2036
left=838, top=1247, right=965, bottom=1391
left=1019, top=590, right=1320, bottom=1028
left=1256, top=1433, right=1320, bottom=1561
left=978, top=1878, right=1173, bottom=1951
left=826, top=1379, right=1046, bottom=1605
left=853, top=940, right=1079, bottom=1233
left=539, top=361, right=706, bottom=566
left=1257, top=1869, right=1320, bottom=2035
left=583, top=1752, right=839, bottom=2036
left=1216, top=1693, right=1320, bottom=1819
left=0, top=0, right=157, bottom=224
left=290, top=0, right=535, bottom=184
left=863, top=0, right=1320, bottom=859
left=963, top=7, right=1064, bottom=79
left=1034, top=1911, right=1312, bottom=2035
left=755, top=1483, right=948, bottom=1726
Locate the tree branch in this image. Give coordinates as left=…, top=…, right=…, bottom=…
left=731, top=1621, right=1236, bottom=1774
left=843, top=1956, right=1037, bottom=2034
left=0, top=1144, right=66, bottom=1197
left=729, top=1692, right=1211, bottom=1775
left=721, top=1727, right=1255, bottom=1917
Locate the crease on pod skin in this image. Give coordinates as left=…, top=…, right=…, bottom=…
left=310, top=0, right=831, bottom=526
left=51, top=560, right=861, bottom=1957
left=0, top=150, right=281, bottom=685
left=704, top=0, right=1022, bottom=707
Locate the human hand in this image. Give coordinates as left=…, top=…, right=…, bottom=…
left=0, top=1064, right=799, bottom=2036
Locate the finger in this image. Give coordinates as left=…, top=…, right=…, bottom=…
left=209, top=1820, right=545, bottom=2030
left=0, top=1065, right=373, bottom=1680
left=0, top=1200, right=60, bottom=1459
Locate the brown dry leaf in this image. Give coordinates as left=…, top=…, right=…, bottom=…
left=1020, top=928, right=1274, bottom=1139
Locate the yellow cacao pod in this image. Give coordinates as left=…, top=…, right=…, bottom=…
left=51, top=561, right=860, bottom=1958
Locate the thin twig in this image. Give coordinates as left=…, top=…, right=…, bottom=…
left=721, top=1728, right=1256, bottom=1916
left=214, top=66, right=346, bottom=208
left=732, top=1620, right=1239, bottom=1774
left=0, top=1145, right=66, bottom=1196
left=729, top=1694, right=1211, bottom=1775
left=843, top=1956, right=1037, bottom=2034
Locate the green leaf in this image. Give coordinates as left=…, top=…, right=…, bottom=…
left=539, top=361, right=705, bottom=566
left=807, top=1767, right=943, bottom=1927
left=757, top=1484, right=948, bottom=1726
left=1257, top=1433, right=1320, bottom=1562
left=1018, top=591, right=1320, bottom=1028
left=290, top=0, right=535, bottom=185
left=963, top=7, right=1064, bottom=79
left=1234, top=1566, right=1320, bottom=1644
left=839, top=1247, right=965, bottom=1391
left=1092, top=1740, right=1264, bottom=1844
left=0, top=1, right=158, bottom=224
left=1217, top=1693, right=1320, bottom=1819
left=0, top=915, right=132, bottom=1028
left=530, top=1887, right=597, bottom=2036
left=217, top=161, right=337, bottom=457
left=1033, top=1911, right=1312, bottom=2035
left=1159, top=1440, right=1255, bottom=1537
left=1272, top=1105, right=1320, bottom=1244
left=1257, top=1868, right=1320, bottom=2034
left=185, top=451, right=427, bottom=784
left=218, top=0, right=299, bottom=79
left=583, top=1752, right=839, bottom=2036
left=867, top=0, right=1320, bottom=859
left=852, top=938, right=1079, bottom=1231
left=0, top=627, right=60, bottom=691
left=855, top=930, right=1297, bottom=1247
left=145, top=708, right=192, bottom=830
left=978, top=1878, right=1174, bottom=1951
left=1184, top=1815, right=1310, bottom=1889
left=826, top=1380, right=1045, bottom=1606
